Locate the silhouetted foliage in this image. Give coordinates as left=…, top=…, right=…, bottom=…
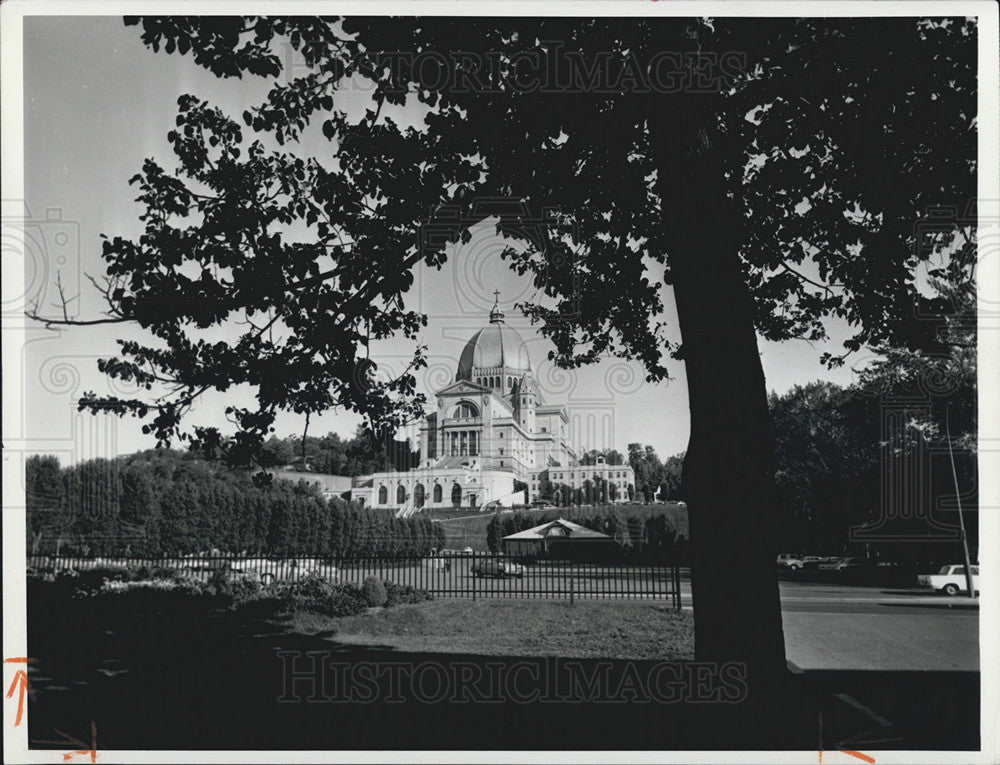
left=30, top=16, right=975, bottom=678
left=259, top=425, right=419, bottom=474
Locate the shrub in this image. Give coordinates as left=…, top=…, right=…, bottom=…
left=207, top=567, right=230, bottom=593
left=384, top=582, right=433, bottom=607
left=70, top=566, right=132, bottom=594
left=228, top=594, right=285, bottom=619
left=320, top=585, right=369, bottom=617
left=219, top=573, right=262, bottom=600
left=267, top=574, right=368, bottom=617
left=100, top=578, right=178, bottom=594
left=362, top=576, right=387, bottom=607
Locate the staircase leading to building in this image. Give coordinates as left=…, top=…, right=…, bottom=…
left=394, top=496, right=417, bottom=519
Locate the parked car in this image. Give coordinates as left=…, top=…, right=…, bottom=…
left=461, top=547, right=474, bottom=555
left=425, top=556, right=452, bottom=572
left=471, top=559, right=525, bottom=578
left=917, top=564, right=980, bottom=596
left=179, top=552, right=232, bottom=574
left=818, top=556, right=873, bottom=573
left=231, top=557, right=337, bottom=585
left=801, top=556, right=825, bottom=570
left=776, top=553, right=803, bottom=570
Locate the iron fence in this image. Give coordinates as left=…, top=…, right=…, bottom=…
left=27, top=552, right=682, bottom=609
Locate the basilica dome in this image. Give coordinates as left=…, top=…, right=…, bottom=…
left=456, top=297, right=531, bottom=384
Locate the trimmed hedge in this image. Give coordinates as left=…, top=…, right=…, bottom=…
left=384, top=582, right=434, bottom=607
left=362, top=576, right=388, bottom=607
left=26, top=568, right=433, bottom=620
left=26, top=453, right=446, bottom=558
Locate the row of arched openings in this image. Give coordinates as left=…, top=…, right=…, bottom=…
left=377, top=482, right=464, bottom=507
left=476, top=375, right=513, bottom=390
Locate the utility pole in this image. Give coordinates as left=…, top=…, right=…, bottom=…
left=946, top=406, right=976, bottom=598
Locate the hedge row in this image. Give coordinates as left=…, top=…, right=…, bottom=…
left=27, top=566, right=432, bottom=619
left=26, top=453, right=445, bottom=557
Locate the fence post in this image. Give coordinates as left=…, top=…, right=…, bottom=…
left=673, top=564, right=681, bottom=611
left=569, top=574, right=574, bottom=605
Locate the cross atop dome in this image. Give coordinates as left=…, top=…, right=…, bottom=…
left=489, top=290, right=505, bottom=324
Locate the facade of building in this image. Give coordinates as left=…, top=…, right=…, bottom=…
left=349, top=296, right=635, bottom=513
left=531, top=461, right=636, bottom=506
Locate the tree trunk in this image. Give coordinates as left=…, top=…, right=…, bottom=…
left=649, top=93, right=787, bottom=685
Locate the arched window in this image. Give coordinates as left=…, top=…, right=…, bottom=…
left=507, top=376, right=512, bottom=388
left=454, top=401, right=479, bottom=419
left=451, top=483, right=462, bottom=508
left=378, top=485, right=388, bottom=505
left=396, top=485, right=406, bottom=505
left=433, top=484, right=442, bottom=503
left=414, top=483, right=426, bottom=509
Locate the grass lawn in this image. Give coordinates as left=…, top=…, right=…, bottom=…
left=289, top=598, right=694, bottom=660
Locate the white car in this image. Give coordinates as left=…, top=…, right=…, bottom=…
left=776, top=554, right=803, bottom=570
left=917, top=564, right=980, bottom=596
left=230, top=557, right=337, bottom=585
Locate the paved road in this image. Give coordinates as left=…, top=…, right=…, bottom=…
left=677, top=578, right=979, bottom=612
left=672, top=580, right=980, bottom=672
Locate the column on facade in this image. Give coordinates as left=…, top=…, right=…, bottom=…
left=470, top=431, right=478, bottom=456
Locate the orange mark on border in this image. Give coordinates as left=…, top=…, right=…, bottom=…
left=4, top=657, right=36, bottom=727
left=840, top=750, right=875, bottom=764
left=818, top=710, right=823, bottom=763
left=52, top=722, right=98, bottom=763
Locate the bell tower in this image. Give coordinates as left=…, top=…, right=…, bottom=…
left=516, top=373, right=537, bottom=434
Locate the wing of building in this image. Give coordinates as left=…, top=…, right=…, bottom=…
left=349, top=297, right=635, bottom=513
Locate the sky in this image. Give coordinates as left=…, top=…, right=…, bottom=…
left=20, top=15, right=862, bottom=468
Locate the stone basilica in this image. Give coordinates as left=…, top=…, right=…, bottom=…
left=349, top=295, right=635, bottom=514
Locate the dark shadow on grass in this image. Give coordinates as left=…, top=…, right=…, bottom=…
left=25, top=588, right=980, bottom=752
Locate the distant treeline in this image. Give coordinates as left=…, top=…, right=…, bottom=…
left=258, top=424, right=419, bottom=474
left=25, top=450, right=443, bottom=557
left=485, top=508, right=686, bottom=561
